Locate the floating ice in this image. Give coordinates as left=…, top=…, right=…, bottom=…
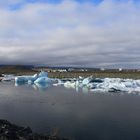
left=38, top=71, right=48, bottom=77
left=2, top=74, right=15, bottom=82
left=54, top=77, right=140, bottom=94
left=15, top=74, right=38, bottom=84
left=15, top=71, right=48, bottom=84
left=34, top=77, right=53, bottom=84
left=14, top=71, right=140, bottom=94
left=82, top=76, right=92, bottom=86
left=64, top=81, right=76, bottom=89
left=15, top=71, right=56, bottom=89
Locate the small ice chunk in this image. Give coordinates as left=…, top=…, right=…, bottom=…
left=64, top=81, right=76, bottom=89
left=82, top=76, right=92, bottom=86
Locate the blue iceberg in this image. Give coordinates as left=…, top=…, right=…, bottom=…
left=15, top=73, right=38, bottom=84
left=15, top=71, right=49, bottom=84
left=34, top=77, right=53, bottom=84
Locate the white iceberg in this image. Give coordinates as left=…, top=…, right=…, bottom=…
left=59, top=76, right=140, bottom=94
left=82, top=76, right=92, bottom=86
left=64, top=81, right=76, bottom=89
left=2, top=74, right=15, bottom=82
left=53, top=79, right=65, bottom=86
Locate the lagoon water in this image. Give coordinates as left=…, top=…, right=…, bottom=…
left=0, top=82, right=140, bottom=140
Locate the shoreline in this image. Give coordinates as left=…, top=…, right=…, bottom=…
left=0, top=119, right=68, bottom=140
left=0, top=65, right=140, bottom=79
left=1, top=71, right=140, bottom=79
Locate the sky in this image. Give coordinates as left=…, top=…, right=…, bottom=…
left=0, top=0, right=140, bottom=68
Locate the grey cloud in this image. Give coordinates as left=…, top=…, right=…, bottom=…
left=0, top=0, right=140, bottom=68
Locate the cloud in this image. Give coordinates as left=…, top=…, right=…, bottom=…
left=0, top=0, right=140, bottom=68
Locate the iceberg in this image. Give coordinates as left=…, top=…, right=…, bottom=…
left=64, top=81, right=76, bottom=89
left=53, top=79, right=64, bottom=86
left=82, top=76, right=92, bottom=86
left=2, top=74, right=15, bottom=82
left=14, top=71, right=140, bottom=94
left=15, top=73, right=38, bottom=84
left=15, top=71, right=57, bottom=91
left=34, top=77, right=53, bottom=84
left=15, top=71, right=49, bottom=84
left=38, top=71, right=48, bottom=77
left=59, top=76, right=140, bottom=94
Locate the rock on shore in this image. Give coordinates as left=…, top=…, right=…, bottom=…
left=0, top=119, right=68, bottom=140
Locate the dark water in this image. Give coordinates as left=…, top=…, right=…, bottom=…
left=0, top=82, right=140, bottom=140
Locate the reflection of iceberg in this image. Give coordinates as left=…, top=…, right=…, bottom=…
left=33, top=82, right=50, bottom=91
left=82, top=86, right=89, bottom=94
left=15, top=82, right=25, bottom=87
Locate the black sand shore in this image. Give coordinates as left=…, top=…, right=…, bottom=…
left=0, top=119, right=68, bottom=140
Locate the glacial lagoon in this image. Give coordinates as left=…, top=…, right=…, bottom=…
left=0, top=81, right=140, bottom=140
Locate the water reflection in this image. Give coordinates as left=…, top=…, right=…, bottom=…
left=33, top=83, right=50, bottom=91
left=1, top=82, right=140, bottom=140
left=15, top=80, right=90, bottom=94
left=14, top=82, right=125, bottom=96
left=15, top=82, right=51, bottom=91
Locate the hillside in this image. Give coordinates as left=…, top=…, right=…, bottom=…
left=0, top=65, right=35, bottom=75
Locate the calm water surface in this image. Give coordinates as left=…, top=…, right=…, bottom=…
left=0, top=82, right=140, bottom=140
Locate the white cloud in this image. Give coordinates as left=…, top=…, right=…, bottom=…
left=0, top=0, right=140, bottom=68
